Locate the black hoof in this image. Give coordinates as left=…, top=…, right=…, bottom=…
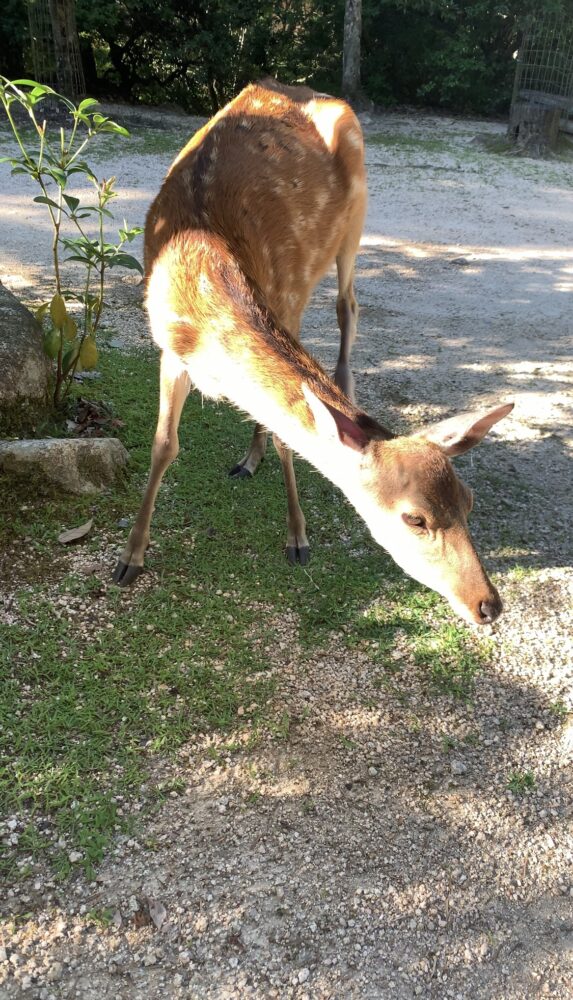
left=229, top=464, right=253, bottom=479
left=112, top=560, right=145, bottom=587
left=286, top=545, right=310, bottom=566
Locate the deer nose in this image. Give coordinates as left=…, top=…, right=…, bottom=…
left=478, top=596, right=502, bottom=624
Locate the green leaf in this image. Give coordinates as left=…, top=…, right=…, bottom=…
left=107, top=252, right=143, bottom=274
left=119, top=226, right=144, bottom=243
left=101, top=122, right=129, bottom=137
left=11, top=78, right=51, bottom=89
left=77, top=98, right=99, bottom=113
left=46, top=166, right=67, bottom=188
left=34, top=302, right=50, bottom=323
left=67, top=163, right=97, bottom=182
left=33, top=195, right=60, bottom=210
left=63, top=194, right=80, bottom=213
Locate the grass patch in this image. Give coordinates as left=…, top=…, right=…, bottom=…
left=368, top=133, right=454, bottom=155
left=0, top=346, right=491, bottom=881
left=507, top=770, right=536, bottom=795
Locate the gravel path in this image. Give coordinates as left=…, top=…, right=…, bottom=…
left=1, top=106, right=572, bottom=999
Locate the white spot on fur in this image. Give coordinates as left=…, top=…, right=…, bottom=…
left=304, top=99, right=345, bottom=151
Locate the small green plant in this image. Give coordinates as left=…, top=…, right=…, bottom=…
left=507, top=770, right=536, bottom=795
left=84, top=907, right=114, bottom=928
left=0, top=77, right=143, bottom=407
left=441, top=734, right=457, bottom=752
left=548, top=699, right=568, bottom=720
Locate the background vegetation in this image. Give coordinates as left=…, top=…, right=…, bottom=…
left=1, top=0, right=571, bottom=117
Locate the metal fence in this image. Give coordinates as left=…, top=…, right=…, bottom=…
left=27, top=0, right=85, bottom=101
left=513, top=15, right=573, bottom=109
left=509, top=15, right=573, bottom=152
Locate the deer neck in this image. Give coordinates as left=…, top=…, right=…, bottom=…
left=148, top=248, right=374, bottom=495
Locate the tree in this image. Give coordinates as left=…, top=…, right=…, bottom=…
left=48, top=0, right=85, bottom=98
left=342, top=0, right=362, bottom=104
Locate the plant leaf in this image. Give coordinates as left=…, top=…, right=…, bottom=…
left=46, top=166, right=67, bottom=188
left=77, top=98, right=99, bottom=113
left=63, top=194, right=80, bottom=213
left=107, top=252, right=143, bottom=274
left=33, top=195, right=60, bottom=210
left=11, top=78, right=52, bottom=90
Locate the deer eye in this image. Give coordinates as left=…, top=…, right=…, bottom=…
left=402, top=513, right=427, bottom=531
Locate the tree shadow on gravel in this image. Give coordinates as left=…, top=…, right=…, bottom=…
left=10, top=659, right=568, bottom=999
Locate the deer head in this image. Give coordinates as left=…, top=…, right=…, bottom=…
left=304, top=391, right=513, bottom=625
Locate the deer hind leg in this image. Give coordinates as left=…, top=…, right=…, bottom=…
left=272, top=433, right=309, bottom=566
left=112, top=350, right=191, bottom=586
left=229, top=422, right=268, bottom=479
left=333, top=212, right=364, bottom=405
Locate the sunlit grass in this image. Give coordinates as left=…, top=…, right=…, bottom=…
left=0, top=346, right=493, bottom=879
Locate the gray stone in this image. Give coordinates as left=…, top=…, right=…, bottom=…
left=0, top=284, right=50, bottom=424
left=0, top=438, right=129, bottom=494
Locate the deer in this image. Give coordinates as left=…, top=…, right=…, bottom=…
left=113, top=78, right=514, bottom=626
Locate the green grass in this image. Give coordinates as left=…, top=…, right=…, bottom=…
left=0, top=346, right=492, bottom=882
left=507, top=770, right=536, bottom=796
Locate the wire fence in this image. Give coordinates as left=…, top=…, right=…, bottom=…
left=27, top=0, right=85, bottom=101
left=511, top=14, right=573, bottom=110
left=509, top=14, right=573, bottom=152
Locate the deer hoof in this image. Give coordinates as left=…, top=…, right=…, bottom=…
left=112, top=560, right=145, bottom=587
left=286, top=545, right=310, bottom=566
left=228, top=464, right=253, bottom=479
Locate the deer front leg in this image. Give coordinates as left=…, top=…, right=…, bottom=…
left=112, top=351, right=191, bottom=587
left=272, top=433, right=309, bottom=566
left=229, top=422, right=268, bottom=479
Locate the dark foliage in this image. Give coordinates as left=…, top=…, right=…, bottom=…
left=1, top=0, right=570, bottom=116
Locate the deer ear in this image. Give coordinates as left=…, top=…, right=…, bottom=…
left=302, top=384, right=370, bottom=452
left=420, top=402, right=514, bottom=457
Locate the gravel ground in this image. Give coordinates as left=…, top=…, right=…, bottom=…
left=1, top=105, right=572, bottom=999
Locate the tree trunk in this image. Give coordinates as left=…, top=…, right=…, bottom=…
left=48, top=0, right=85, bottom=99
left=508, top=98, right=561, bottom=157
left=342, top=0, right=362, bottom=105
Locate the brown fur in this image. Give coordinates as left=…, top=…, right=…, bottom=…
left=114, top=79, right=511, bottom=626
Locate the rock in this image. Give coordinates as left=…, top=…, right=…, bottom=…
left=450, top=760, right=468, bottom=775
left=0, top=284, right=50, bottom=427
left=0, top=438, right=129, bottom=494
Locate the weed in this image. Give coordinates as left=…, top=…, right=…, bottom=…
left=339, top=735, right=357, bottom=750
left=301, top=796, right=316, bottom=814
left=507, top=771, right=536, bottom=795
left=441, top=735, right=457, bottom=752
left=84, top=907, right=115, bottom=928
left=548, top=699, right=568, bottom=720
left=269, top=712, right=292, bottom=741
